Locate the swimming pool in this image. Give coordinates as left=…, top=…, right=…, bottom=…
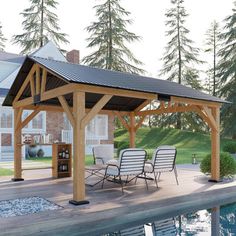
left=100, top=201, right=236, bottom=235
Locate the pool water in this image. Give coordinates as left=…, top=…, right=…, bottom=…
left=102, top=202, right=236, bottom=235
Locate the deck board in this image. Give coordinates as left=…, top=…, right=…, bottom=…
left=0, top=168, right=236, bottom=235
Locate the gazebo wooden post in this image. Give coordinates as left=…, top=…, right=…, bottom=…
left=69, top=91, right=89, bottom=205
left=129, top=112, right=136, bottom=148
left=12, top=108, right=24, bottom=181
left=210, top=107, right=220, bottom=182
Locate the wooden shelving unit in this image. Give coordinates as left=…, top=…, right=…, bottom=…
left=52, top=143, right=72, bottom=178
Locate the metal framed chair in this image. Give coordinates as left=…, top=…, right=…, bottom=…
left=85, top=145, right=117, bottom=187
left=144, top=145, right=178, bottom=188
left=102, top=148, right=147, bottom=193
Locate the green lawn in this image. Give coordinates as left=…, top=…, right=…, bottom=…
left=115, top=127, right=236, bottom=164
left=26, top=127, right=236, bottom=165
left=0, top=168, right=13, bottom=176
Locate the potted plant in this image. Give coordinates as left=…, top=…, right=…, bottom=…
left=37, top=148, right=45, bottom=158
left=28, top=144, right=38, bottom=158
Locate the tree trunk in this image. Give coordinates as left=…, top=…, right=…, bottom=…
left=107, top=0, right=112, bottom=70
left=40, top=0, right=44, bottom=47
left=176, top=0, right=182, bottom=129
left=213, top=23, right=216, bottom=96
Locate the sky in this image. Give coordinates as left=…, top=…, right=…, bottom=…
left=0, top=0, right=234, bottom=77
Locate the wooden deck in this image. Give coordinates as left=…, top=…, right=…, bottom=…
left=1, top=167, right=236, bottom=235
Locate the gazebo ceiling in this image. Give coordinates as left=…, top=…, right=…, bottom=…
left=3, top=56, right=226, bottom=111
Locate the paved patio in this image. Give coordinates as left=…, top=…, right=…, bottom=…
left=0, top=165, right=236, bottom=235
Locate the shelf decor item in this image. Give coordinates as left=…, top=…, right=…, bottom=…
left=52, top=144, right=72, bottom=178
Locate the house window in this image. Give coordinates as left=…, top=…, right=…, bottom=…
left=86, top=115, right=108, bottom=140
left=22, top=111, right=46, bottom=132
left=0, top=108, right=13, bottom=128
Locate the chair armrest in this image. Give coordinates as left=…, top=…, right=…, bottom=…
left=105, top=163, right=120, bottom=176
left=144, top=161, right=154, bottom=173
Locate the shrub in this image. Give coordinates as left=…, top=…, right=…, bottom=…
left=117, top=141, right=129, bottom=157
left=223, top=142, right=236, bottom=154
left=200, top=152, right=236, bottom=178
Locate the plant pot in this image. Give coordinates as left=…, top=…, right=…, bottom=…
left=28, top=145, right=38, bottom=158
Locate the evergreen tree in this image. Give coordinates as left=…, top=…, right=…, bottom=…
left=204, top=21, right=221, bottom=96
left=218, top=1, right=236, bottom=138
left=160, top=0, right=203, bottom=129
left=12, top=0, right=68, bottom=54
left=0, top=22, right=6, bottom=51
left=82, top=0, right=145, bottom=74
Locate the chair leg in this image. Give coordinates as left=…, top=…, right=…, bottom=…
left=174, top=166, right=179, bottom=185
left=125, top=175, right=129, bottom=185
left=158, top=172, right=161, bottom=181
left=154, top=172, right=159, bottom=188
left=119, top=176, right=124, bottom=194
left=144, top=173, right=149, bottom=190
left=101, top=175, right=106, bottom=189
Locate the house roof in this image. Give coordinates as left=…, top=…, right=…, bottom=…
left=3, top=56, right=226, bottom=111
left=0, top=51, right=25, bottom=64
left=0, top=88, right=10, bottom=97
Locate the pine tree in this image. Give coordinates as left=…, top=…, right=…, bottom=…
left=0, top=22, right=6, bottom=51
left=204, top=21, right=221, bottom=96
left=160, top=0, right=203, bottom=129
left=82, top=0, right=145, bottom=74
left=218, top=1, right=236, bottom=138
left=12, top=0, right=68, bottom=54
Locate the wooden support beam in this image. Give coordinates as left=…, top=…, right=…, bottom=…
left=13, top=64, right=36, bottom=104
left=36, top=65, right=40, bottom=94
left=202, top=106, right=217, bottom=131
left=171, top=96, right=222, bottom=108
left=71, top=91, right=87, bottom=204
left=129, top=112, right=136, bottom=148
left=16, top=109, right=40, bottom=131
left=13, top=108, right=23, bottom=181
left=134, top=99, right=152, bottom=112
left=58, top=95, right=75, bottom=127
left=41, top=68, right=47, bottom=94
left=210, top=107, right=220, bottom=181
left=30, top=77, right=35, bottom=98
left=114, top=111, right=130, bottom=130
left=13, top=83, right=76, bottom=108
left=76, top=84, right=157, bottom=100
left=81, top=95, right=112, bottom=128
left=15, top=107, right=23, bottom=130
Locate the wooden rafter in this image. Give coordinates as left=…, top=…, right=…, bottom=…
left=13, top=64, right=36, bottom=104
left=41, top=68, right=47, bottom=94
left=13, top=83, right=76, bottom=108
left=81, top=95, right=112, bottom=128
left=171, top=96, right=222, bottom=108
left=36, top=65, right=40, bottom=94
left=30, top=77, right=35, bottom=98
left=58, top=95, right=75, bottom=127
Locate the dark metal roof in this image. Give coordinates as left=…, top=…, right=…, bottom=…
left=3, top=56, right=226, bottom=111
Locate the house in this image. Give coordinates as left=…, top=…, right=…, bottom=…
left=0, top=42, right=114, bottom=161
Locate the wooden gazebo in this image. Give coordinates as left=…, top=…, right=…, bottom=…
left=3, top=56, right=226, bottom=205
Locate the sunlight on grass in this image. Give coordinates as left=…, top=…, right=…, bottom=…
left=0, top=168, right=13, bottom=176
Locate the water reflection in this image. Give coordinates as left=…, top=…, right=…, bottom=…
left=103, top=202, right=236, bottom=235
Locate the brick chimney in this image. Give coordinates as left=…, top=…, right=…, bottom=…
left=66, top=50, right=80, bottom=64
